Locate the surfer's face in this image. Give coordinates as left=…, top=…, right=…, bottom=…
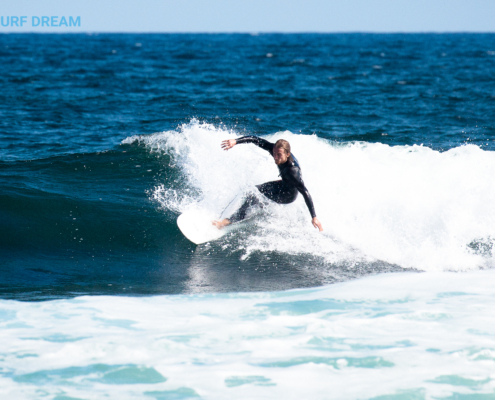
left=273, top=147, right=289, bottom=165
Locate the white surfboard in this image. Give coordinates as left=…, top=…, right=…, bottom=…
left=177, top=208, right=233, bottom=245
left=177, top=192, right=260, bottom=244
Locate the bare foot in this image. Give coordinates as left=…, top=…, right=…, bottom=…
left=212, top=219, right=231, bottom=229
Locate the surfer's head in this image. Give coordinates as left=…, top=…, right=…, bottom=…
left=273, top=139, right=292, bottom=165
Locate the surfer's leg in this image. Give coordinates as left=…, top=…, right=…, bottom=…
left=228, top=193, right=261, bottom=223
left=216, top=181, right=296, bottom=229
left=213, top=192, right=262, bottom=229
left=256, top=180, right=298, bottom=204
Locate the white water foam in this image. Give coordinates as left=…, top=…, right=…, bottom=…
left=125, top=120, right=495, bottom=271
left=2, top=270, right=495, bottom=399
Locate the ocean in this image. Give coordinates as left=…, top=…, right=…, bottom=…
left=1, top=33, right=495, bottom=399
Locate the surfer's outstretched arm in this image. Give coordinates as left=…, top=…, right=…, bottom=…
left=302, top=188, right=323, bottom=232
left=221, top=136, right=274, bottom=154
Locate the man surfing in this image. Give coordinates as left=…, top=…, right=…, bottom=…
left=212, top=136, right=323, bottom=231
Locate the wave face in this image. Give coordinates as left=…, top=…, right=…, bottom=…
left=2, top=120, right=495, bottom=299
left=2, top=118, right=495, bottom=299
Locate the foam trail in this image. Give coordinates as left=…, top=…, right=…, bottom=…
left=2, top=270, right=495, bottom=399
left=126, top=120, right=495, bottom=271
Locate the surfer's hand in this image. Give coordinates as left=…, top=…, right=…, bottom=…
left=221, top=139, right=236, bottom=151
left=312, top=217, right=323, bottom=232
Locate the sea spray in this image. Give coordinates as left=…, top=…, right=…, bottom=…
left=128, top=120, right=495, bottom=271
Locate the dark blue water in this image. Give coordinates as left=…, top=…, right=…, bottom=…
left=1, top=33, right=495, bottom=300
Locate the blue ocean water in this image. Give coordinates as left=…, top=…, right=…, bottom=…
left=1, top=34, right=495, bottom=398
left=2, top=33, right=495, bottom=299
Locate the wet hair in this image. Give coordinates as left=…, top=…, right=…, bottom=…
left=274, top=139, right=294, bottom=163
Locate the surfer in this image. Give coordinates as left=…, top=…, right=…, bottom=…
left=212, top=136, right=323, bottom=231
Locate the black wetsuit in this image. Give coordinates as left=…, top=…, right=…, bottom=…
left=228, top=136, right=316, bottom=223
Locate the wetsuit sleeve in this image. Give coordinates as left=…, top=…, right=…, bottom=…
left=286, top=166, right=317, bottom=218
left=236, top=136, right=274, bottom=154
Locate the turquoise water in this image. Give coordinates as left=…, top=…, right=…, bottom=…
left=1, top=271, right=495, bottom=399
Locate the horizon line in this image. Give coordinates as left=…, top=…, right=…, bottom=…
left=1, top=31, right=495, bottom=34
